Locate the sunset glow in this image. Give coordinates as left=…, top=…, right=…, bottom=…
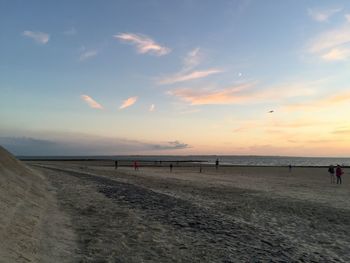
left=1, top=1, right=350, bottom=156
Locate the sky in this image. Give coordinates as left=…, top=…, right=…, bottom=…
left=1, top=0, right=350, bottom=156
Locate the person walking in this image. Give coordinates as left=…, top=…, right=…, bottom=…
left=328, top=165, right=335, bottom=184
left=115, top=160, right=118, bottom=170
left=170, top=163, right=173, bottom=172
left=335, top=165, right=344, bottom=185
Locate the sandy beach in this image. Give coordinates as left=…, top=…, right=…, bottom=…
left=16, top=159, right=348, bottom=262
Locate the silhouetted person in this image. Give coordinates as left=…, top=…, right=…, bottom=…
left=288, top=164, right=292, bottom=173
left=133, top=161, right=139, bottom=171
left=328, top=165, right=335, bottom=184
left=336, top=165, right=343, bottom=184
left=215, top=158, right=219, bottom=171
left=170, top=163, right=173, bottom=172
left=115, top=160, right=118, bottom=169
left=199, top=164, right=202, bottom=173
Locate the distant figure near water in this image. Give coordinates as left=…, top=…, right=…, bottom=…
left=215, top=158, right=219, bottom=171
left=336, top=165, right=344, bottom=184
left=288, top=164, right=292, bottom=172
left=133, top=161, right=139, bottom=171
left=170, top=163, right=173, bottom=172
left=115, top=160, right=118, bottom=169
left=328, top=165, right=335, bottom=184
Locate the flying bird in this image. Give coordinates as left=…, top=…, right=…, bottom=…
left=268, top=110, right=274, bottom=113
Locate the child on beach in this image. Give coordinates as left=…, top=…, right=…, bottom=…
left=335, top=165, right=344, bottom=185
left=328, top=165, right=335, bottom=184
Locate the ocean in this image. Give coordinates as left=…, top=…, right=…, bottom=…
left=19, top=155, right=350, bottom=167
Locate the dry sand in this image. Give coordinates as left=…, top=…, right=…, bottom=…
left=23, top=160, right=350, bottom=262
left=0, top=147, right=77, bottom=262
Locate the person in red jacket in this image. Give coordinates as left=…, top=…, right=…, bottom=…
left=335, top=165, right=344, bottom=185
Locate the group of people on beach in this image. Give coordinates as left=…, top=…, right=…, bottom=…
left=328, top=164, right=344, bottom=184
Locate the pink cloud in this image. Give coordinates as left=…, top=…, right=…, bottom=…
left=285, top=91, right=350, bottom=111
left=81, top=95, right=103, bottom=109
left=168, top=83, right=254, bottom=105
left=114, top=33, right=171, bottom=56
left=120, top=96, right=138, bottom=109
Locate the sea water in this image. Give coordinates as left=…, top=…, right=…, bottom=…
left=19, top=155, right=350, bottom=167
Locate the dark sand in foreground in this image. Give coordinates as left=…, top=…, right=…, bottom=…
left=28, top=160, right=350, bottom=262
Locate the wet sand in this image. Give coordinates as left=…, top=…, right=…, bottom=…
left=28, top=160, right=350, bottom=262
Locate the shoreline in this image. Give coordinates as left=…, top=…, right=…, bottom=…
left=22, top=158, right=350, bottom=168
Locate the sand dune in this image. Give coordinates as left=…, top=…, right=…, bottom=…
left=0, top=146, right=76, bottom=262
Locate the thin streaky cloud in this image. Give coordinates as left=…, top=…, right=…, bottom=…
left=168, top=83, right=254, bottom=105
left=183, top=47, right=201, bottom=71
left=114, top=33, right=171, bottom=56
left=158, top=68, right=223, bottom=85
left=79, top=50, right=98, bottom=61
left=81, top=95, right=103, bottom=109
left=149, top=104, right=155, bottom=112
left=321, top=47, right=350, bottom=61
left=285, top=91, right=350, bottom=111
left=22, top=31, right=49, bottom=44
left=120, top=96, right=138, bottom=110
left=308, top=24, right=350, bottom=54
left=169, top=79, right=319, bottom=106
left=308, top=8, right=342, bottom=22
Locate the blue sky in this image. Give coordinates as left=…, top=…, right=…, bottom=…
left=1, top=0, right=350, bottom=156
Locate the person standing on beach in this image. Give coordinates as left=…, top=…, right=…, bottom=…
left=133, top=161, right=139, bottom=171
left=328, top=165, right=335, bottom=184
left=170, top=163, right=173, bottom=172
left=115, top=160, right=118, bottom=170
left=335, top=165, right=344, bottom=184
left=215, top=158, right=219, bottom=171
left=288, top=164, right=292, bottom=173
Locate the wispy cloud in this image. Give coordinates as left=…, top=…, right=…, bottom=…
left=22, top=30, right=49, bottom=44
left=119, top=96, right=138, bottom=109
left=321, top=47, right=350, bottom=61
left=158, top=69, right=223, bottom=85
left=307, top=20, right=350, bottom=61
left=149, top=104, right=155, bottom=112
left=63, top=27, right=76, bottom=36
left=308, top=7, right=342, bottom=22
left=114, top=33, right=171, bottom=56
left=285, top=91, right=350, bottom=111
left=169, top=78, right=318, bottom=106
left=79, top=49, right=98, bottom=61
left=81, top=94, right=103, bottom=109
left=157, top=47, right=223, bottom=85
left=169, top=83, right=254, bottom=105
left=308, top=25, right=350, bottom=53
left=183, top=47, right=201, bottom=71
